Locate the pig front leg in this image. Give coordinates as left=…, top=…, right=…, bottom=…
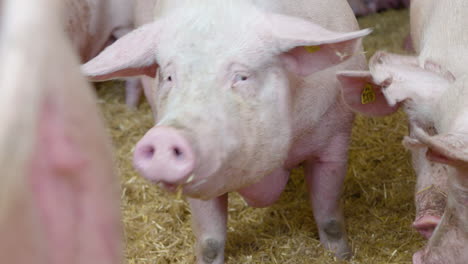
left=304, top=133, right=351, bottom=259
left=189, top=195, right=228, bottom=264
left=123, top=76, right=154, bottom=110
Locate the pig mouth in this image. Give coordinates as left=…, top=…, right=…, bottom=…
left=158, top=176, right=213, bottom=199
left=156, top=174, right=197, bottom=192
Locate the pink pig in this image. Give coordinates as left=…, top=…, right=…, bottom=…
left=83, top=0, right=371, bottom=263
left=409, top=106, right=468, bottom=264
left=338, top=54, right=451, bottom=240
left=64, top=0, right=134, bottom=63
left=62, top=0, right=148, bottom=108
left=0, top=0, right=122, bottom=263
left=337, top=0, right=468, bottom=262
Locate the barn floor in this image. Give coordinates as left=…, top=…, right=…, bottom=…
left=96, top=8, right=422, bottom=264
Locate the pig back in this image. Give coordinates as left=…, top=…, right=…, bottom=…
left=252, top=0, right=360, bottom=33
left=154, top=0, right=360, bottom=33
left=412, top=0, right=468, bottom=78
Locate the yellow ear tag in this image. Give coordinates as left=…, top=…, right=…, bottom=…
left=305, top=46, right=321, bottom=53
left=361, top=83, right=376, bottom=104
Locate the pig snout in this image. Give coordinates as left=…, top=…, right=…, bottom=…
left=412, top=215, right=441, bottom=239
left=133, top=126, right=195, bottom=188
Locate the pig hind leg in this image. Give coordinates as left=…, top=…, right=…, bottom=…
left=189, top=195, right=228, bottom=264
left=304, top=133, right=352, bottom=259
left=124, top=77, right=143, bottom=108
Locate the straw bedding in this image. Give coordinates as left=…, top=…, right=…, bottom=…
left=96, top=8, right=421, bottom=264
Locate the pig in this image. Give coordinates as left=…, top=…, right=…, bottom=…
left=82, top=0, right=371, bottom=262
left=336, top=0, right=468, bottom=260
left=64, top=0, right=134, bottom=63
left=408, top=96, right=468, bottom=264
left=0, top=0, right=143, bottom=108
left=63, top=0, right=144, bottom=108
left=0, top=0, right=122, bottom=263
left=337, top=54, right=451, bottom=240
left=348, top=0, right=410, bottom=17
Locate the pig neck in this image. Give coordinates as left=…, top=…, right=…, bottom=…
left=415, top=0, right=468, bottom=78
left=284, top=64, right=359, bottom=169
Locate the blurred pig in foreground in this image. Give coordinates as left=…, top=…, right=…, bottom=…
left=0, top=0, right=122, bottom=263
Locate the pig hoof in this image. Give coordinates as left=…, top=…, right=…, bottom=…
left=320, top=220, right=352, bottom=259
left=323, top=219, right=343, bottom=240
left=201, top=238, right=222, bottom=264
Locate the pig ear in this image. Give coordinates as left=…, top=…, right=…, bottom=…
left=412, top=127, right=468, bottom=168
left=337, top=70, right=399, bottom=116
left=82, top=22, right=160, bottom=81
left=266, top=13, right=372, bottom=76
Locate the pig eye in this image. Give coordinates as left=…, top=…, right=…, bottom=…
left=166, top=76, right=173, bottom=82
left=233, top=74, right=249, bottom=83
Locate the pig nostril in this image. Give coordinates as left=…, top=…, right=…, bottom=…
left=172, top=147, right=183, bottom=159
left=141, top=146, right=155, bottom=159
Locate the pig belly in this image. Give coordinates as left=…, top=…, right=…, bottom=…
left=29, top=101, right=121, bottom=264
left=237, top=168, right=289, bottom=208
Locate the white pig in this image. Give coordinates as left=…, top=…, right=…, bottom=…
left=83, top=0, right=370, bottom=262
left=64, top=0, right=134, bottom=62
left=337, top=0, right=468, bottom=261
left=0, top=0, right=144, bottom=108
left=63, top=0, right=145, bottom=108
left=408, top=80, right=468, bottom=263
left=0, top=0, right=122, bottom=263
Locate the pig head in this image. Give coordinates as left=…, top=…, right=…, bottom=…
left=83, top=4, right=370, bottom=200
left=0, top=0, right=122, bottom=263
